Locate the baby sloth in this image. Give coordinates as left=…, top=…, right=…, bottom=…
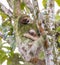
left=23, top=29, right=39, bottom=41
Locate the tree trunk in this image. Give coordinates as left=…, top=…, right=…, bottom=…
left=44, top=0, right=55, bottom=65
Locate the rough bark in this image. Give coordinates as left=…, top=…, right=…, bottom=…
left=7, top=0, right=14, bottom=9
left=44, top=0, right=55, bottom=65
left=22, top=0, right=34, bottom=13
left=14, top=0, right=21, bottom=18
left=0, top=2, right=13, bottom=17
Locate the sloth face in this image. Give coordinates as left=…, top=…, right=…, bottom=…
left=18, top=15, right=38, bottom=41
left=21, top=18, right=29, bottom=24
left=18, top=16, right=30, bottom=25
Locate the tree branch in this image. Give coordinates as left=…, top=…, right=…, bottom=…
left=7, top=0, right=14, bottom=9
left=14, top=0, right=21, bottom=17
left=0, top=2, right=13, bottom=17
left=22, top=0, right=34, bottom=13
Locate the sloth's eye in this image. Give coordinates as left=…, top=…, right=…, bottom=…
left=22, top=19, right=29, bottom=24
left=19, top=18, right=29, bottom=25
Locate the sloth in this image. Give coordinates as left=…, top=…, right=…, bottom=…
left=17, top=15, right=45, bottom=64
left=18, top=15, right=39, bottom=42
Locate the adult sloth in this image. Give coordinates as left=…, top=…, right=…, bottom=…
left=17, top=15, right=45, bottom=64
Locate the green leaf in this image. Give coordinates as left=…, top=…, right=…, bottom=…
left=56, top=26, right=60, bottom=32
left=0, top=50, right=7, bottom=64
left=55, top=14, right=60, bottom=21
left=38, top=51, right=45, bottom=60
left=0, top=41, right=3, bottom=48
left=57, top=36, right=60, bottom=48
left=2, top=21, right=11, bottom=27
left=20, top=2, right=26, bottom=10
left=0, top=11, right=8, bottom=20
left=55, top=0, right=60, bottom=6
left=42, top=0, right=47, bottom=8
left=58, top=36, right=60, bottom=43
left=42, top=0, right=60, bottom=7
left=8, top=26, right=13, bottom=35
left=7, top=53, right=21, bottom=65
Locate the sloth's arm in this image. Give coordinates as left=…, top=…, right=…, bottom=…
left=23, top=33, right=38, bottom=41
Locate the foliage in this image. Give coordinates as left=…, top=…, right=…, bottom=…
left=55, top=14, right=60, bottom=21
left=42, top=0, right=60, bottom=8
left=55, top=0, right=60, bottom=6
left=0, top=10, right=8, bottom=20
left=56, top=26, right=60, bottom=32
left=42, top=0, right=47, bottom=8
left=20, top=2, right=26, bottom=10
